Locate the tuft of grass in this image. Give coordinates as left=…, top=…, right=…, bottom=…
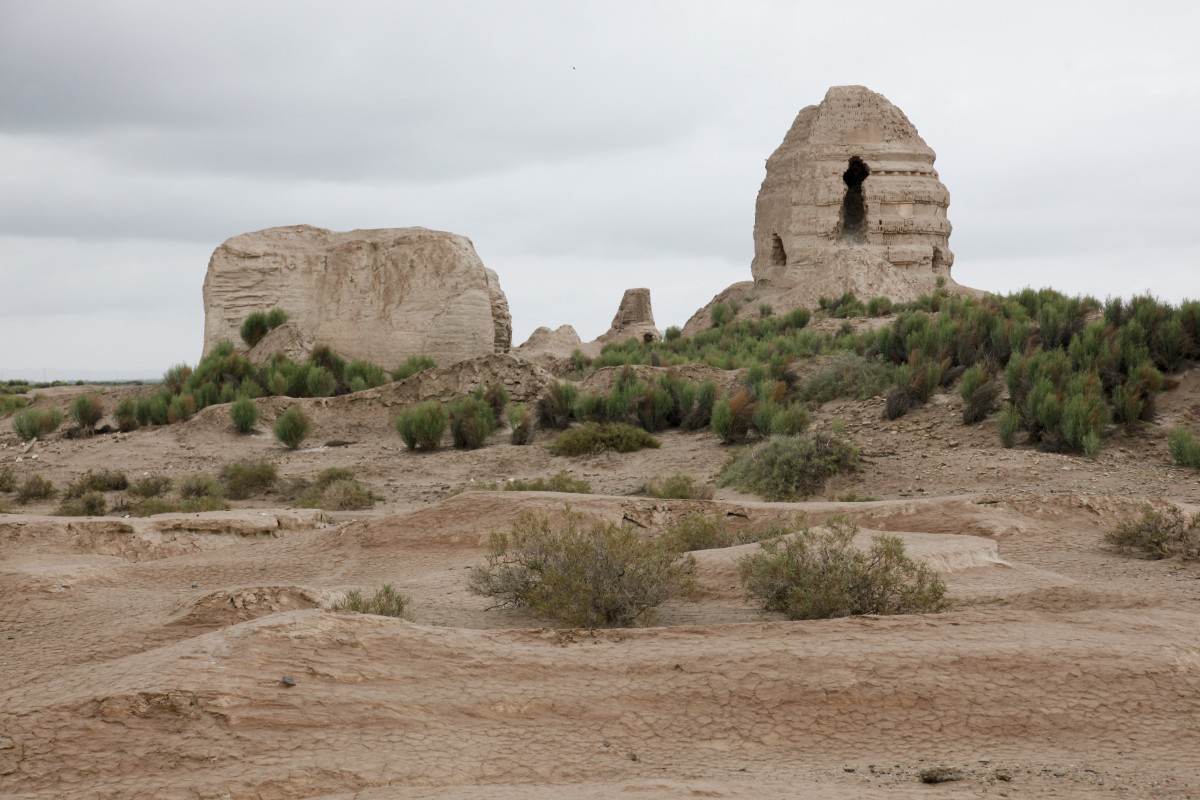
left=395, top=401, right=447, bottom=451
left=658, top=513, right=792, bottom=552
left=13, top=408, right=64, bottom=441
left=16, top=474, right=55, bottom=504
left=230, top=396, right=258, bottom=434
left=448, top=396, right=497, bottom=450
left=468, top=510, right=695, bottom=628
left=332, top=584, right=408, bottom=617
left=124, top=495, right=229, bottom=516
left=537, top=382, right=578, bottom=429
left=219, top=459, right=278, bottom=499
left=642, top=473, right=714, bottom=500
left=178, top=474, right=223, bottom=499
left=114, top=398, right=140, bottom=432
left=502, top=472, right=591, bottom=493
left=959, top=364, right=1000, bottom=424
left=1169, top=427, right=1200, bottom=469
left=70, top=394, right=104, bottom=433
left=0, top=394, right=31, bottom=416
left=128, top=475, right=172, bottom=498
left=719, top=433, right=859, bottom=501
left=799, top=353, right=897, bottom=405
left=549, top=422, right=660, bottom=456
left=274, top=406, right=311, bottom=450
left=64, top=469, right=128, bottom=498
left=508, top=403, right=535, bottom=445
left=1105, top=504, right=1199, bottom=561
left=739, top=518, right=948, bottom=619
left=291, top=468, right=376, bottom=510
left=57, top=491, right=106, bottom=517
left=392, top=355, right=436, bottom=382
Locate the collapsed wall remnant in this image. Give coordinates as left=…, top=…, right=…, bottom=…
left=202, top=225, right=511, bottom=367
left=684, top=85, right=971, bottom=335
left=596, top=288, right=661, bottom=345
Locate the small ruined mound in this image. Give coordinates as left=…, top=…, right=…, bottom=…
left=597, top=287, right=661, bottom=344
left=202, top=224, right=512, bottom=367
left=244, top=320, right=314, bottom=366
left=170, top=585, right=321, bottom=628
left=578, top=363, right=743, bottom=397
left=684, top=85, right=976, bottom=335
left=517, top=324, right=583, bottom=357
left=367, top=352, right=553, bottom=406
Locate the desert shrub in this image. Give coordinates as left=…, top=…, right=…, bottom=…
left=503, top=472, right=591, bottom=493
left=867, top=296, right=894, bottom=317
left=240, top=311, right=271, bottom=347
left=770, top=404, right=810, bottom=435
left=1106, top=504, right=1199, bottom=560
left=65, top=469, right=128, bottom=497
left=274, top=406, right=311, bottom=450
left=664, top=325, right=682, bottom=341
left=0, top=394, right=30, bottom=416
left=265, top=307, right=288, bottom=328
left=114, top=398, right=140, bottom=432
left=480, top=383, right=510, bottom=424
left=219, top=459, right=278, bottom=499
left=1170, top=427, right=1200, bottom=469
left=344, top=360, right=389, bottom=393
left=13, top=408, right=63, bottom=441
left=179, top=474, right=223, bottom=499
left=16, top=474, right=55, bottom=503
left=125, top=495, right=229, bottom=516
left=998, top=404, right=1020, bottom=447
left=659, top=513, right=791, bottom=552
left=643, top=473, right=714, bottom=500
left=57, top=491, right=106, bottom=517
left=68, top=393, right=103, bottom=431
left=799, top=354, right=896, bottom=405
left=468, top=510, right=694, bottom=627
left=549, top=422, right=660, bottom=456
left=758, top=303, right=774, bottom=318
left=508, top=403, right=534, bottom=445
left=305, top=366, right=338, bottom=398
left=718, top=433, right=859, bottom=501
left=332, top=584, right=408, bottom=617
left=959, top=364, right=1000, bottom=424
left=128, top=475, right=171, bottom=498
left=230, top=396, right=258, bottom=434
left=711, top=389, right=755, bottom=444
left=448, top=396, right=497, bottom=449
left=538, top=382, right=578, bottom=429
left=167, top=394, right=196, bottom=423
left=739, top=518, right=947, bottom=619
left=392, top=355, right=436, bottom=382
left=818, top=292, right=867, bottom=318
left=0, top=466, right=13, bottom=493
left=293, top=469, right=376, bottom=510
left=710, top=302, right=732, bottom=327
left=682, top=380, right=717, bottom=430
left=395, top=401, right=447, bottom=451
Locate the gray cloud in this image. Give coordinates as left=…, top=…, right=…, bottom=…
left=2, top=0, right=1199, bottom=376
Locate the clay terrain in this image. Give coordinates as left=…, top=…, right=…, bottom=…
left=2, top=353, right=1199, bottom=799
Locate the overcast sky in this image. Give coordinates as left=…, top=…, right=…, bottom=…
left=2, top=1, right=1198, bottom=380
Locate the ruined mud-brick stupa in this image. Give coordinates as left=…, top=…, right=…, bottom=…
left=684, top=85, right=967, bottom=333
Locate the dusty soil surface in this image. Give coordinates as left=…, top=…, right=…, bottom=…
left=2, top=368, right=1199, bottom=798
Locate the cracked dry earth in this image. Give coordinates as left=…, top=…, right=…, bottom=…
left=2, top=372, right=1200, bottom=798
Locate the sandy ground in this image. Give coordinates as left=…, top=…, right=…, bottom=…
left=2, top=369, right=1199, bottom=798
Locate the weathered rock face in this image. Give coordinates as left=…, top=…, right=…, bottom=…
left=684, top=86, right=970, bottom=335
left=516, top=325, right=583, bottom=358
left=202, top=225, right=512, bottom=368
left=596, top=288, right=661, bottom=344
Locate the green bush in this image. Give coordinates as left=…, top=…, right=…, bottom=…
left=710, top=302, right=732, bottom=327
left=274, top=406, right=311, bottom=450
left=230, top=396, right=258, bottom=434
left=642, top=473, right=714, bottom=500
left=799, top=354, right=896, bottom=405
left=65, top=469, right=128, bottom=498
left=114, top=398, right=140, bottom=432
left=333, top=584, right=408, bottom=617
left=392, top=355, right=436, bottom=382
left=16, top=474, right=55, bottom=503
left=13, top=408, right=63, bottom=441
left=770, top=404, right=810, bottom=435
left=179, top=474, right=223, bottom=499
left=0, top=394, right=30, bottom=416
left=69, top=394, right=104, bottom=432
left=659, top=513, right=793, bottom=552
left=867, top=296, right=894, bottom=317
left=959, top=365, right=1000, bottom=424
left=537, top=382, right=578, bottom=429
left=682, top=380, right=717, bottom=430
left=508, top=403, right=535, bottom=445
left=305, top=366, right=338, bottom=398
left=819, top=292, right=867, bottom=318
left=549, top=423, right=660, bottom=456
left=1170, top=427, right=1200, bottom=469
left=395, top=401, right=447, bottom=451
left=57, top=491, right=106, bottom=517
left=711, top=389, right=755, bottom=444
left=448, top=396, right=497, bottom=449
left=664, top=325, right=682, bottom=341
left=502, top=472, right=591, bottom=493
left=739, top=518, right=948, bottom=619
left=219, top=459, right=278, bottom=499
left=240, top=311, right=271, bottom=347
left=468, top=510, right=695, bottom=627
left=1106, top=504, right=1199, bottom=561
left=344, top=360, right=389, bottom=392
left=128, top=475, right=172, bottom=498
left=718, top=433, right=859, bottom=501
left=265, top=307, right=288, bottom=329
left=480, top=383, right=510, bottom=424
left=167, top=394, right=196, bottom=423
